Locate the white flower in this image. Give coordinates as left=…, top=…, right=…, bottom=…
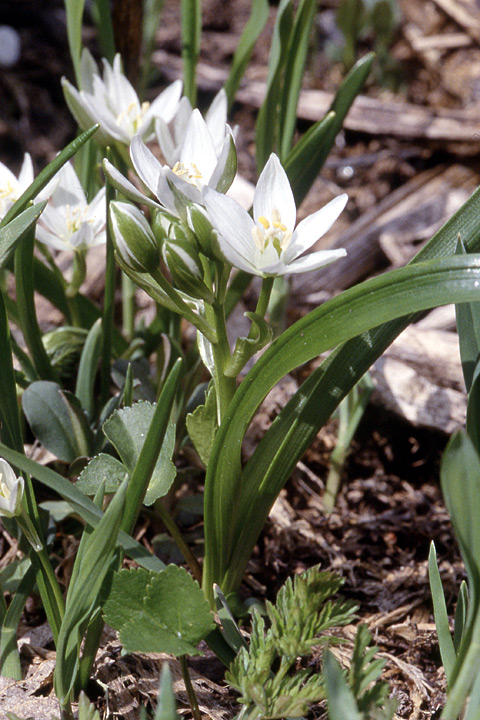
left=103, top=107, right=237, bottom=220
left=62, top=49, right=182, bottom=146
left=203, top=153, right=348, bottom=277
left=0, top=459, right=24, bottom=518
left=36, top=162, right=106, bottom=252
left=155, top=88, right=229, bottom=166
left=0, top=153, right=34, bottom=218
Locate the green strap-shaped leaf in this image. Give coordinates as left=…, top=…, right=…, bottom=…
left=279, top=0, right=317, bottom=161
left=203, top=255, right=480, bottom=596
left=223, top=0, right=270, bottom=107
left=64, top=0, right=86, bottom=87
left=75, top=318, right=103, bottom=420
left=207, top=181, right=480, bottom=596
left=0, top=203, right=46, bottom=272
left=0, top=442, right=165, bottom=573
left=428, top=542, right=456, bottom=685
left=255, top=0, right=293, bottom=170
left=285, top=52, right=374, bottom=207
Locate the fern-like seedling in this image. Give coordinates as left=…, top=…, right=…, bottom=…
left=225, top=565, right=358, bottom=720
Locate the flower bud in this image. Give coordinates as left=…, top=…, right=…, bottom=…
left=109, top=201, right=160, bottom=274
left=186, top=203, right=222, bottom=259
left=0, top=459, right=24, bottom=518
left=163, top=232, right=214, bottom=303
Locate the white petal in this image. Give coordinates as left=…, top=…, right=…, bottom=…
left=131, top=135, right=162, bottom=197
left=80, top=48, right=98, bottom=93
left=286, top=194, right=348, bottom=261
left=155, top=117, right=177, bottom=166
left=206, top=89, right=228, bottom=154
left=18, top=153, right=34, bottom=189
left=282, top=248, right=347, bottom=274
left=103, top=159, right=159, bottom=209
left=173, top=96, right=193, bottom=145
left=254, top=154, right=296, bottom=231
left=36, top=226, right=69, bottom=251
left=216, top=237, right=259, bottom=275
left=157, top=168, right=201, bottom=217
left=52, top=163, right=86, bottom=208
left=208, top=131, right=236, bottom=193
left=180, top=110, right=218, bottom=181
left=146, top=79, right=183, bottom=124
left=0, top=459, right=17, bottom=489
left=203, top=186, right=255, bottom=260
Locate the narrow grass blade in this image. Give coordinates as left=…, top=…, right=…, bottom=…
left=224, top=0, right=270, bottom=107
left=285, top=53, right=374, bottom=207
left=64, top=0, right=86, bottom=87
left=255, top=0, right=293, bottom=170
left=455, top=238, right=480, bottom=392
left=75, top=318, right=103, bottom=420
left=0, top=292, right=24, bottom=452
left=454, top=581, right=469, bottom=653
left=428, top=541, right=456, bottom=685
left=14, top=229, right=58, bottom=382
left=279, top=0, right=316, bottom=161
left=0, top=564, right=36, bottom=679
left=91, top=0, right=116, bottom=62
left=0, top=203, right=46, bottom=271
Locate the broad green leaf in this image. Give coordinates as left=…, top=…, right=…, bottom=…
left=428, top=542, right=456, bottom=685
left=186, top=384, right=217, bottom=466
left=103, top=565, right=214, bottom=656
left=203, top=254, right=480, bottom=596
left=103, top=401, right=176, bottom=505
left=0, top=203, right=46, bottom=272
left=223, top=0, right=270, bottom=106
left=76, top=454, right=129, bottom=495
left=0, top=442, right=165, bottom=573
left=22, top=381, right=92, bottom=463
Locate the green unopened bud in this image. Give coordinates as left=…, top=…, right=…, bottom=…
left=109, top=201, right=160, bottom=274
left=186, top=204, right=221, bottom=259
left=43, top=326, right=88, bottom=378
left=152, top=210, right=175, bottom=249
left=163, top=237, right=214, bottom=303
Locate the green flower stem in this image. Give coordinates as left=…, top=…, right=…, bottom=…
left=101, top=157, right=117, bottom=408
left=209, top=300, right=237, bottom=422
left=180, top=655, right=202, bottom=720
left=122, top=272, right=136, bottom=340
left=65, top=251, right=87, bottom=298
left=256, top=276, right=275, bottom=319
left=155, top=500, right=202, bottom=584
left=150, top=268, right=217, bottom=344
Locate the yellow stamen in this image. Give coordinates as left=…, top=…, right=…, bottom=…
left=258, top=216, right=270, bottom=230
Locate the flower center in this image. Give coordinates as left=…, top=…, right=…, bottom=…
left=172, top=161, right=203, bottom=189
left=0, top=478, right=9, bottom=500
left=251, top=208, right=292, bottom=257
left=65, top=204, right=92, bottom=237
left=116, top=100, right=150, bottom=135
